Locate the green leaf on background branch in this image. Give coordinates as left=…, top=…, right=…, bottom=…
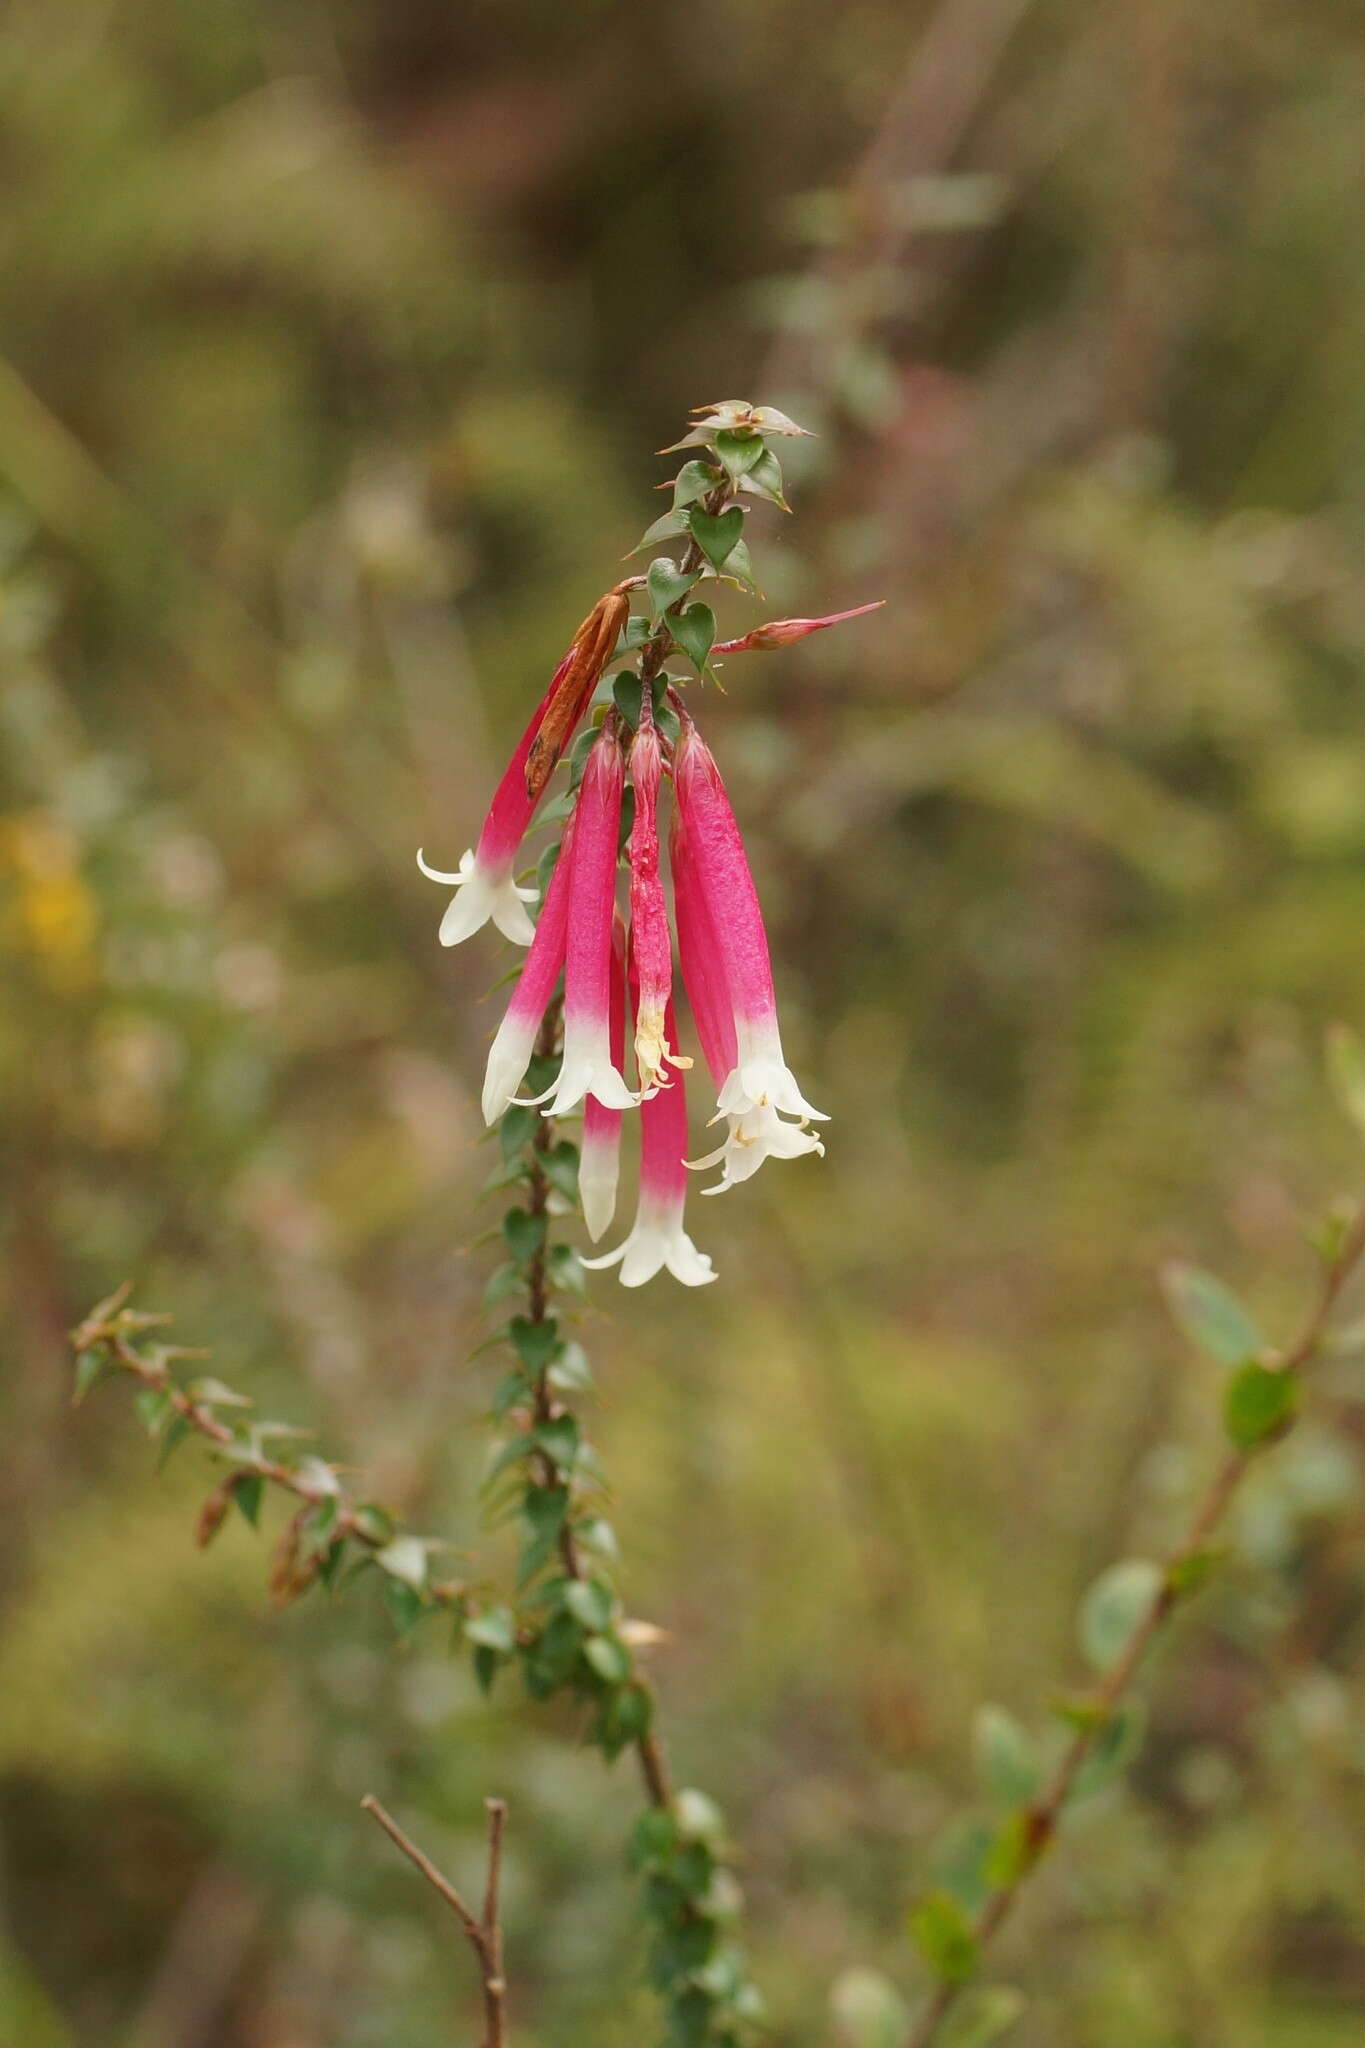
left=1078, top=1559, right=1162, bottom=1672
left=1160, top=1261, right=1263, bottom=1365
left=1070, top=1699, right=1147, bottom=1800
left=908, top=1889, right=979, bottom=1985
left=830, top=1968, right=910, bottom=2048
left=972, top=1705, right=1042, bottom=1807
left=1326, top=1022, right=1365, bottom=1135
left=1224, top=1361, right=1299, bottom=1448
left=937, top=1985, right=1027, bottom=2048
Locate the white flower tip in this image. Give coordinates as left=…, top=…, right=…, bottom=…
left=422, top=848, right=537, bottom=947
left=415, top=846, right=467, bottom=885
left=579, top=1170, right=619, bottom=1243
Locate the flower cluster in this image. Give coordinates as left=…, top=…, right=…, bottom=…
left=420, top=402, right=881, bottom=1287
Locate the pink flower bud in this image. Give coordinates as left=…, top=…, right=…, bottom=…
left=711, top=600, right=884, bottom=657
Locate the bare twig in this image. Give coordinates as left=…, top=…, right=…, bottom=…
left=362, top=1795, right=510, bottom=2048
left=905, top=1203, right=1365, bottom=2047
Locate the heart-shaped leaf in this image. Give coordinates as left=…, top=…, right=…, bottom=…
left=672, top=458, right=721, bottom=507
left=688, top=506, right=744, bottom=570
left=646, top=555, right=697, bottom=616
left=669, top=601, right=715, bottom=672
left=739, top=446, right=789, bottom=509
left=630, top=507, right=691, bottom=554
left=714, top=429, right=766, bottom=480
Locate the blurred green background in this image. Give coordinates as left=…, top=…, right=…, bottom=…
left=5, top=1, right=1365, bottom=2042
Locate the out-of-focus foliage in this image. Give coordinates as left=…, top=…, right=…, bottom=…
left=4, top=0, right=1365, bottom=2042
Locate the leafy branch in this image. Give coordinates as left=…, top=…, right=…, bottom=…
left=69, top=1281, right=471, bottom=1623
left=898, top=1028, right=1365, bottom=2048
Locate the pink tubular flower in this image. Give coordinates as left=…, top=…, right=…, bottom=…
left=583, top=996, right=716, bottom=1288
left=672, top=723, right=827, bottom=1126
left=627, top=720, right=688, bottom=1092
left=416, top=652, right=570, bottom=947
left=672, top=806, right=824, bottom=1192
left=710, top=601, right=884, bottom=657
left=579, top=910, right=627, bottom=1240
left=480, top=810, right=577, bottom=1124
left=417, top=587, right=630, bottom=948
left=526, top=722, right=637, bottom=1119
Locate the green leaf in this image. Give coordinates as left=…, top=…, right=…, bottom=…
left=669, top=602, right=715, bottom=673
left=383, top=1578, right=426, bottom=1636
left=613, top=671, right=647, bottom=729
left=232, top=1472, right=264, bottom=1529
left=830, top=1969, right=910, bottom=2048
left=630, top=506, right=691, bottom=553
left=982, top=1811, right=1038, bottom=1888
left=72, top=1348, right=110, bottom=1404
left=1071, top=1700, right=1147, bottom=1801
left=502, top=1207, right=546, bottom=1267
left=499, top=1103, right=539, bottom=1160
left=509, top=1315, right=560, bottom=1373
left=738, top=446, right=788, bottom=509
left=541, top=1140, right=581, bottom=1202
left=647, top=556, right=697, bottom=617
left=1079, top=1559, right=1163, bottom=1672
left=547, top=1242, right=587, bottom=1295
left=187, top=1375, right=252, bottom=1409
left=534, top=1413, right=580, bottom=1470
left=710, top=533, right=758, bottom=593
left=1327, top=1022, right=1365, bottom=1135
left=473, top=1644, right=502, bottom=1694
left=134, top=1387, right=172, bottom=1438
left=465, top=1604, right=516, bottom=1654
left=375, top=1536, right=429, bottom=1589
left=908, top=1890, right=979, bottom=1986
left=1161, top=1262, right=1262, bottom=1365
left=938, top=1986, right=1027, bottom=2048
left=548, top=1341, right=593, bottom=1393
left=672, top=459, right=721, bottom=507
left=576, top=1515, right=619, bottom=1558
left=300, top=1496, right=340, bottom=1550
left=518, top=1482, right=569, bottom=1584
left=490, top=1369, right=531, bottom=1420
left=972, top=1705, right=1042, bottom=1807
left=484, top=1433, right=536, bottom=1487
left=1224, top=1361, right=1299, bottom=1449
left=521, top=1609, right=584, bottom=1696
left=583, top=1632, right=632, bottom=1684
left=929, top=1816, right=997, bottom=1913
left=1166, top=1547, right=1221, bottom=1597
left=714, top=429, right=766, bottom=480
left=629, top=1807, right=679, bottom=1869
left=483, top=1262, right=522, bottom=1311
left=596, top=1678, right=651, bottom=1757
left=351, top=1502, right=395, bottom=1546
left=688, top=506, right=744, bottom=570
left=563, top=1577, right=614, bottom=1632
left=156, top=1414, right=191, bottom=1471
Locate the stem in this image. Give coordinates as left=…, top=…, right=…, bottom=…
left=905, top=1203, right=1365, bottom=2048
left=638, top=482, right=729, bottom=692
left=520, top=1000, right=674, bottom=1810
left=362, top=1795, right=509, bottom=2048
